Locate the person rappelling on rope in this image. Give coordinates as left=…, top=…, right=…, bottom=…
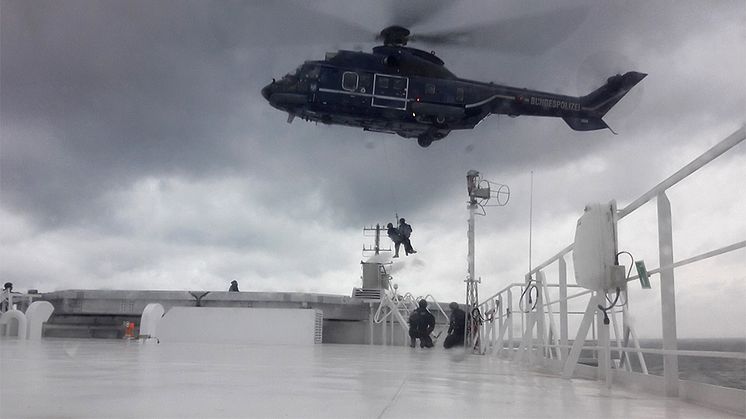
left=398, top=218, right=416, bottom=255
left=386, top=223, right=404, bottom=258
left=387, top=219, right=416, bottom=258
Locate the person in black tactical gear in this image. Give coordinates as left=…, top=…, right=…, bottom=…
left=408, top=299, right=435, bottom=348
left=386, top=223, right=404, bottom=258
left=398, top=218, right=416, bottom=255
left=443, top=302, right=466, bottom=349
left=228, top=280, right=239, bottom=292
left=1, top=282, right=13, bottom=312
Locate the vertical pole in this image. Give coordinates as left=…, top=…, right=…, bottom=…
left=528, top=171, right=534, bottom=273
left=596, top=298, right=610, bottom=385
left=562, top=293, right=600, bottom=379
left=466, top=201, right=478, bottom=349
left=382, top=306, right=387, bottom=346
left=507, top=289, right=514, bottom=357
left=539, top=271, right=558, bottom=360
left=535, top=274, right=546, bottom=364
left=497, top=294, right=504, bottom=354
left=611, top=309, right=624, bottom=368
left=374, top=224, right=380, bottom=255
left=369, top=303, right=375, bottom=345
left=657, top=192, right=679, bottom=397
left=490, top=299, right=500, bottom=351
left=520, top=286, right=525, bottom=343
left=391, top=310, right=395, bottom=345
left=559, top=256, right=569, bottom=361
left=535, top=282, right=546, bottom=365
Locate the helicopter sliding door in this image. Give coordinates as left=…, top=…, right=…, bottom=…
left=372, top=74, right=408, bottom=110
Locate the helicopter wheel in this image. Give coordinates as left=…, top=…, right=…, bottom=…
left=417, top=134, right=433, bottom=148
left=432, top=115, right=448, bottom=129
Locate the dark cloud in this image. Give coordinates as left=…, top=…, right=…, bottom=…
left=1, top=0, right=744, bottom=329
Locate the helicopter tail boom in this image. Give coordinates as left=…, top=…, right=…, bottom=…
left=580, top=71, right=647, bottom=117
left=559, top=71, right=646, bottom=132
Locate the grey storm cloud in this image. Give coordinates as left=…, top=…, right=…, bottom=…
left=1, top=0, right=744, bottom=335
left=3, top=0, right=743, bottom=229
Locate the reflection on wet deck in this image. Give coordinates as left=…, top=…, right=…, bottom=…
left=0, top=338, right=738, bottom=418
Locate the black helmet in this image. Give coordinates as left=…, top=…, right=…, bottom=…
left=387, top=223, right=393, bottom=228
left=399, top=218, right=405, bottom=223
left=418, top=299, right=427, bottom=308
left=449, top=302, right=459, bottom=310
left=3, top=282, right=12, bottom=291
left=231, top=280, right=237, bottom=284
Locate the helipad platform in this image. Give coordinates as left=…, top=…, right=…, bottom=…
left=0, top=338, right=738, bottom=418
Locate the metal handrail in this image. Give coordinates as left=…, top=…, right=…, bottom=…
left=474, top=126, right=746, bottom=398
left=617, top=125, right=745, bottom=219
left=503, top=342, right=746, bottom=360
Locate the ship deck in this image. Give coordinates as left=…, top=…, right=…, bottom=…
left=0, top=338, right=738, bottom=418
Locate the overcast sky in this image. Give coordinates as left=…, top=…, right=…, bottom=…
left=1, top=0, right=744, bottom=338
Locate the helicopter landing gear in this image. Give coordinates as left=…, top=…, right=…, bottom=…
left=417, top=134, right=433, bottom=148
left=432, top=115, right=448, bottom=128
left=417, top=129, right=449, bottom=148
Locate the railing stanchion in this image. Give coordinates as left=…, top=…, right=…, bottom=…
left=658, top=191, right=679, bottom=397
left=559, top=255, right=569, bottom=361
left=507, top=289, right=514, bottom=358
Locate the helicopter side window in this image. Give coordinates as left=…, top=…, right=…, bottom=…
left=456, top=88, right=465, bottom=103
left=342, top=72, right=359, bottom=91
left=426, top=84, right=436, bottom=95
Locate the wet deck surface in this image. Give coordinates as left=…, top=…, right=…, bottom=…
left=0, top=338, right=737, bottom=418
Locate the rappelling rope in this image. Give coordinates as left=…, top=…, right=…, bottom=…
left=381, top=138, right=400, bottom=222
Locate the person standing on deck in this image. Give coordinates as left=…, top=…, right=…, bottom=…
left=228, top=280, right=239, bottom=292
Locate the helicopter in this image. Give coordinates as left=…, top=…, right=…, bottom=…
left=261, top=8, right=646, bottom=148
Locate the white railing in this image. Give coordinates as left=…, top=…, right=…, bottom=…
left=477, top=125, right=745, bottom=412
left=1, top=291, right=42, bottom=313
left=372, top=289, right=450, bottom=346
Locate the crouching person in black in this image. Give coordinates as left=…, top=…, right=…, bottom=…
left=408, top=299, right=435, bottom=348
left=443, top=302, right=466, bottom=349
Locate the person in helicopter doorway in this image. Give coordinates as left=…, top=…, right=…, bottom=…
left=408, top=299, right=435, bottom=348
left=398, top=218, right=416, bottom=255
left=443, top=302, right=466, bottom=349
left=228, top=280, right=239, bottom=292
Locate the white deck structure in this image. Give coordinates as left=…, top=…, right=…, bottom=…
left=0, top=338, right=739, bottom=418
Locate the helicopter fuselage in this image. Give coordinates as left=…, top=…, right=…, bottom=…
left=262, top=46, right=645, bottom=147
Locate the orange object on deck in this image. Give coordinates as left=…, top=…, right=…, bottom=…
left=123, top=321, right=136, bottom=339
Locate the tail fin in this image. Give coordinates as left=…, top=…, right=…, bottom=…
left=580, top=71, right=647, bottom=117
left=564, top=71, right=646, bottom=132
left=562, top=116, right=609, bottom=131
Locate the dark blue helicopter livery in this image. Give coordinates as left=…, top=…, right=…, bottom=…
left=262, top=27, right=646, bottom=147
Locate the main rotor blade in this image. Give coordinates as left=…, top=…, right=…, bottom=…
left=222, top=1, right=375, bottom=47
left=387, top=0, right=452, bottom=29
left=413, top=6, right=589, bottom=55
